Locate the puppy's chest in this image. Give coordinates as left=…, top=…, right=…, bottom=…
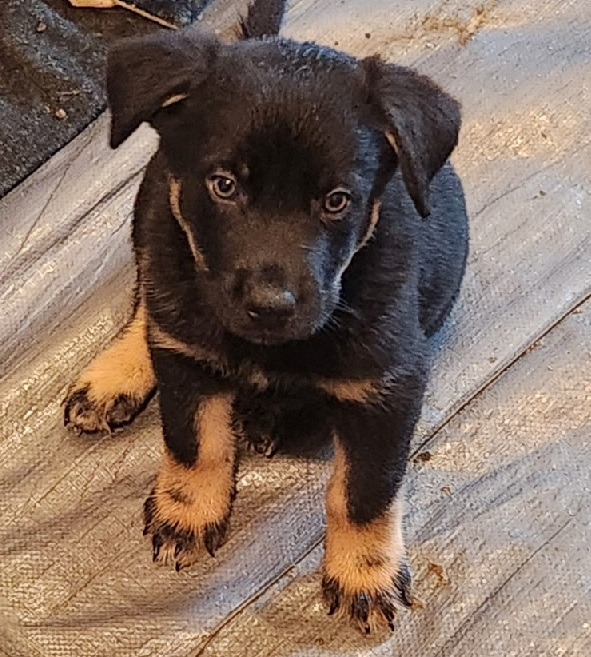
left=223, top=348, right=330, bottom=396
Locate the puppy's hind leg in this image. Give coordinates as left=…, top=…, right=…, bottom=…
left=64, top=301, right=156, bottom=433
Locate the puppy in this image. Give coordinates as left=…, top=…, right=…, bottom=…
left=64, top=3, right=468, bottom=633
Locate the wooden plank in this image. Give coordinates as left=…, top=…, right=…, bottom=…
left=198, top=300, right=591, bottom=656
left=1, top=0, right=590, bottom=655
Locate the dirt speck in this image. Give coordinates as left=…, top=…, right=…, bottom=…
left=416, top=0, right=499, bottom=46
left=414, top=451, right=432, bottom=464
left=428, top=562, right=449, bottom=585
left=365, top=32, right=371, bottom=39
left=441, top=486, right=452, bottom=495
left=525, top=338, right=543, bottom=353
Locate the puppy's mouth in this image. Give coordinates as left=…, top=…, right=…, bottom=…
left=241, top=330, right=295, bottom=346
left=218, top=305, right=330, bottom=346
left=229, top=320, right=318, bottom=346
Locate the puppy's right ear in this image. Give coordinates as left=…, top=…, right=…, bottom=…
left=362, top=56, right=461, bottom=218
left=107, top=27, right=219, bottom=148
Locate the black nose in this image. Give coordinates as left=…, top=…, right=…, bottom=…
left=245, top=284, right=296, bottom=327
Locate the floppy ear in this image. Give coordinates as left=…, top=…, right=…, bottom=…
left=107, top=27, right=220, bottom=148
left=362, top=56, right=461, bottom=218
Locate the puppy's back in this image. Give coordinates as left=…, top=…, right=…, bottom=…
left=416, top=163, right=469, bottom=336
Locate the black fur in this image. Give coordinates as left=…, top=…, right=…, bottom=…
left=239, top=0, right=287, bottom=39
left=106, top=6, right=468, bottom=629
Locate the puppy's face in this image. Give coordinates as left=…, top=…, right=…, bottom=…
left=108, top=31, right=461, bottom=345
left=164, top=48, right=382, bottom=344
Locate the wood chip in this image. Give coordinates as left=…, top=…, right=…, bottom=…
left=67, top=0, right=177, bottom=29
left=68, top=1, right=117, bottom=7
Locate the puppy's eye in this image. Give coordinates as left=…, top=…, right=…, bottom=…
left=207, top=173, right=238, bottom=201
left=323, top=188, right=351, bottom=215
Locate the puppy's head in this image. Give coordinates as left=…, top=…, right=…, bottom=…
left=108, top=29, right=460, bottom=345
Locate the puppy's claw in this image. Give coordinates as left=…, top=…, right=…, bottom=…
left=351, top=592, right=370, bottom=624
left=395, top=562, right=414, bottom=608
left=264, top=443, right=278, bottom=458
left=152, top=537, right=163, bottom=562
left=322, top=576, right=341, bottom=615
left=351, top=592, right=372, bottom=634
left=203, top=522, right=227, bottom=558
left=381, top=605, right=396, bottom=632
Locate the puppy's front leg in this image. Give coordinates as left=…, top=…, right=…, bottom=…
left=143, top=348, right=237, bottom=570
left=64, top=301, right=156, bottom=432
left=322, top=378, right=424, bottom=632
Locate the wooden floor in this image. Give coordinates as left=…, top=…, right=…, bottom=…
left=1, top=1, right=590, bottom=655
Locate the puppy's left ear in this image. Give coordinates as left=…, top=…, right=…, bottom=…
left=363, top=56, right=461, bottom=218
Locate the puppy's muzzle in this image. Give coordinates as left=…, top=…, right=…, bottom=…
left=226, top=265, right=298, bottom=335
left=244, top=283, right=296, bottom=329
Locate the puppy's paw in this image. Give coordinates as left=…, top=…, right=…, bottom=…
left=233, top=413, right=280, bottom=458
left=322, top=561, right=413, bottom=634
left=143, top=455, right=236, bottom=570
left=143, top=491, right=229, bottom=570
left=63, top=384, right=147, bottom=433
left=63, top=322, right=155, bottom=433
left=238, top=427, right=280, bottom=457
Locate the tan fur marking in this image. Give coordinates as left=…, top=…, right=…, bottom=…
left=162, top=93, right=188, bottom=107
left=169, top=177, right=208, bottom=271
left=149, top=321, right=268, bottom=388
left=316, top=378, right=379, bottom=403
left=334, top=199, right=383, bottom=281
left=385, top=132, right=400, bottom=155
left=324, top=442, right=405, bottom=595
left=358, top=200, right=382, bottom=251
left=72, top=302, right=155, bottom=404
left=148, top=321, right=211, bottom=361
left=154, top=395, right=236, bottom=531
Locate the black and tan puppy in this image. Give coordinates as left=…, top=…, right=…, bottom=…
left=64, top=2, right=468, bottom=633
